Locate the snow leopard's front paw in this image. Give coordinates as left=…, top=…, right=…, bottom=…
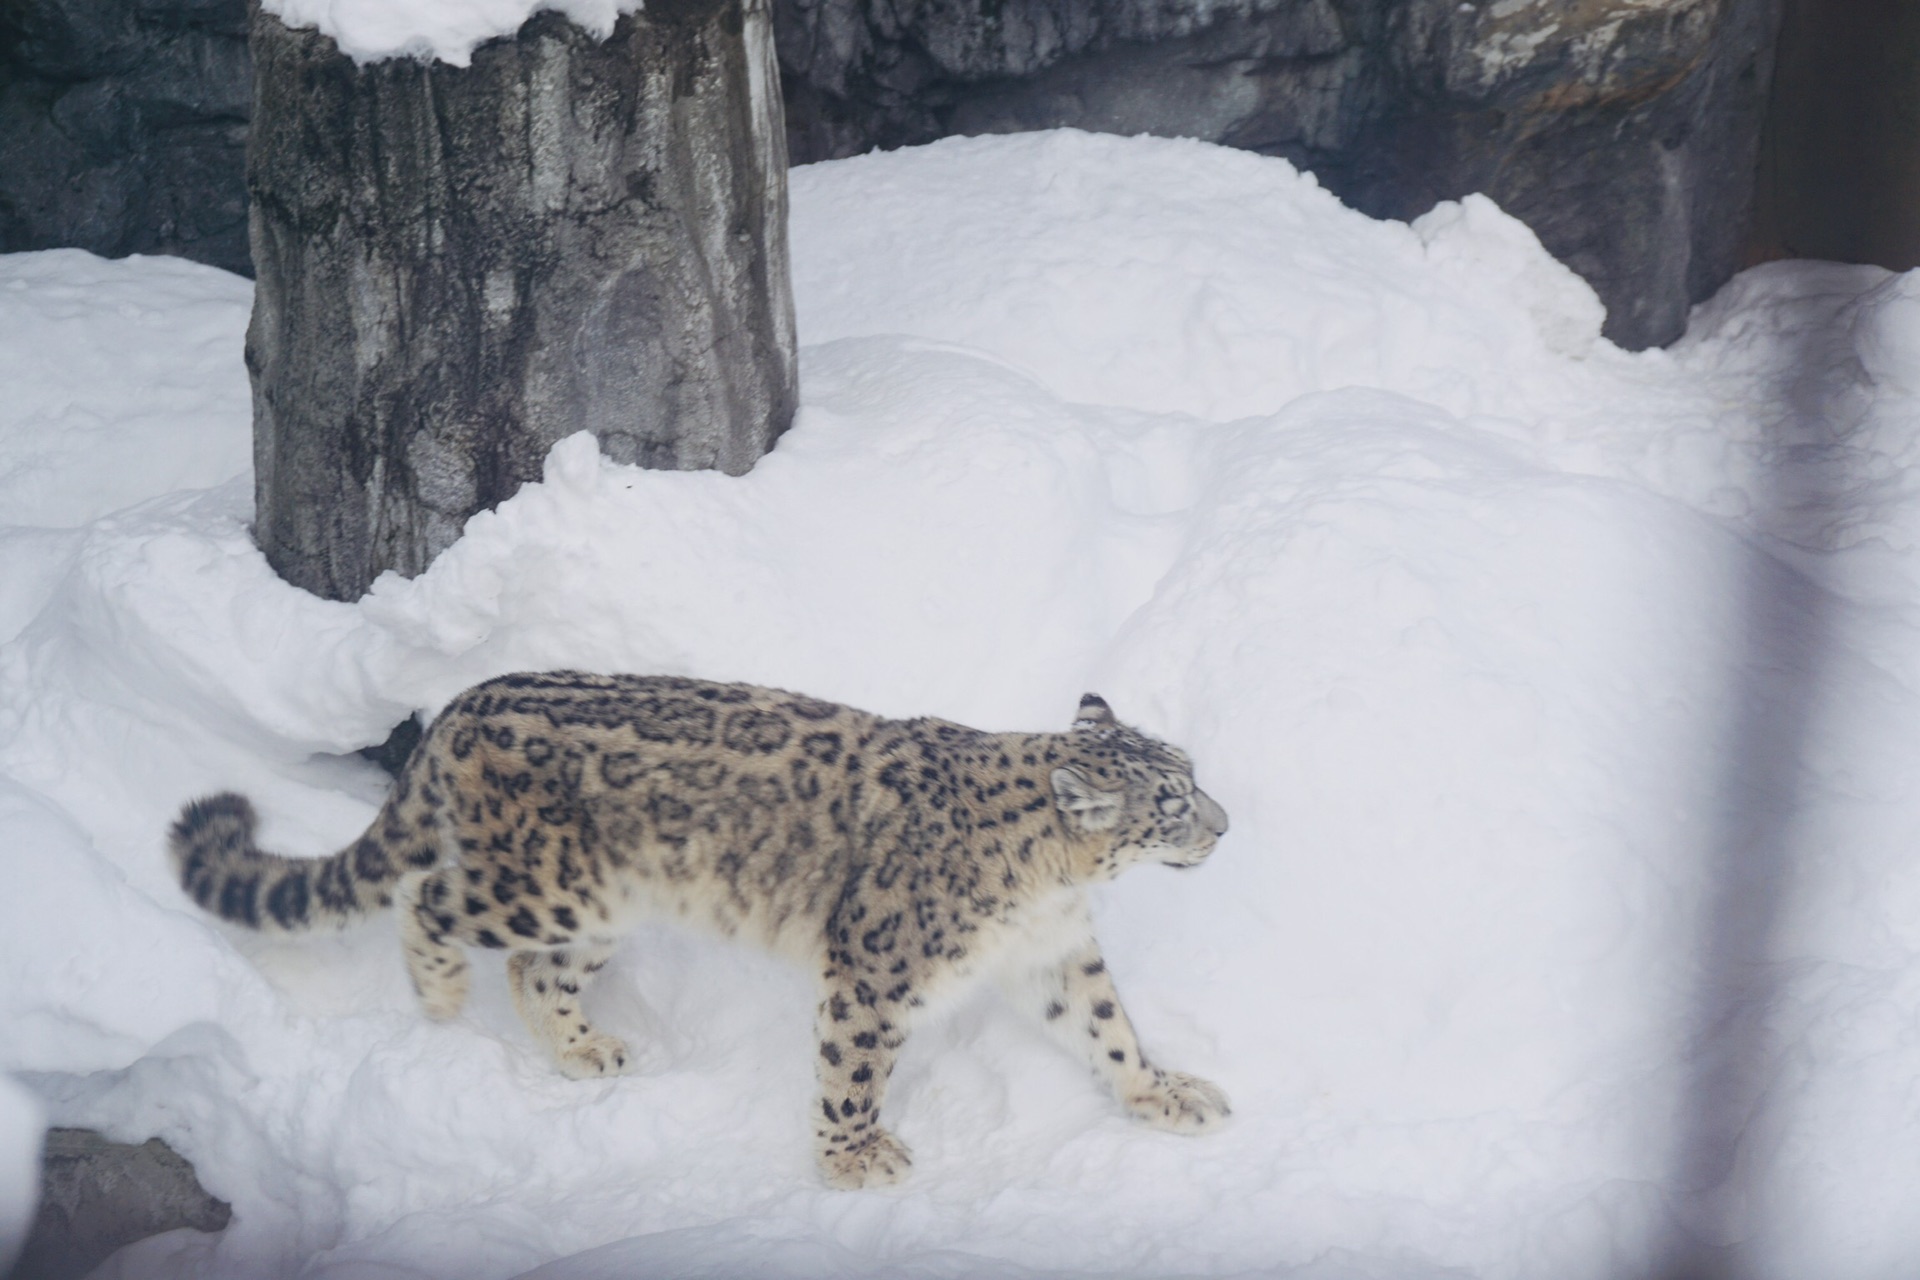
left=413, top=967, right=470, bottom=1022
left=1125, top=1068, right=1231, bottom=1133
left=555, top=1031, right=633, bottom=1079
left=818, top=1128, right=913, bottom=1190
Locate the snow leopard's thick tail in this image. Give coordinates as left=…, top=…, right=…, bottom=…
left=169, top=792, right=415, bottom=933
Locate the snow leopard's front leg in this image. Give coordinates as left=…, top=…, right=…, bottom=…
left=811, top=973, right=912, bottom=1189
left=1009, top=937, right=1230, bottom=1133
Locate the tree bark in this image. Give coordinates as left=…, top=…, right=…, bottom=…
left=246, top=0, right=797, bottom=601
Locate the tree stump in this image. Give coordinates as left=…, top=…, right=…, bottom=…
left=246, top=0, right=797, bottom=601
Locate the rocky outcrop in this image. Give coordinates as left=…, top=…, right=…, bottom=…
left=778, top=0, right=1784, bottom=349
left=12, top=1129, right=230, bottom=1280
left=247, top=0, right=798, bottom=600
left=1339, top=0, right=1781, bottom=350
left=0, top=0, right=251, bottom=275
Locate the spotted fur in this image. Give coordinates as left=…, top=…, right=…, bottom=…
left=168, top=672, right=1232, bottom=1188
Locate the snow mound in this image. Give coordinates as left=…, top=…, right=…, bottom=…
left=0, top=251, right=251, bottom=532
left=791, top=131, right=1607, bottom=424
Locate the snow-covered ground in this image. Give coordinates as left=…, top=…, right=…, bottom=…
left=5, top=129, right=1920, bottom=1280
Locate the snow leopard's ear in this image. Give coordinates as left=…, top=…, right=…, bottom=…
left=1073, top=693, right=1116, bottom=730
left=1052, top=766, right=1123, bottom=832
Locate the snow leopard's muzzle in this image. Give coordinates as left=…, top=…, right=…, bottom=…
left=1162, top=787, right=1229, bottom=868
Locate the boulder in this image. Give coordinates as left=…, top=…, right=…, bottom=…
left=11, top=1128, right=229, bottom=1280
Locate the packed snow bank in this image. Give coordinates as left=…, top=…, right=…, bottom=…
left=261, top=0, right=642, bottom=65
left=5, top=130, right=1920, bottom=1279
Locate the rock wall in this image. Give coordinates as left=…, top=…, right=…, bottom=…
left=0, top=0, right=251, bottom=275
left=779, top=0, right=1784, bottom=349
left=3, top=0, right=1783, bottom=349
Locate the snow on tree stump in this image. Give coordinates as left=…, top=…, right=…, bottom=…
left=245, top=0, right=797, bottom=601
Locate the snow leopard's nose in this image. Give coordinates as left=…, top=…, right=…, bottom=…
left=1194, top=789, right=1229, bottom=837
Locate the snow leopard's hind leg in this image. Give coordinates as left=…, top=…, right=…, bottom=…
left=507, top=944, right=629, bottom=1078
left=398, top=869, right=470, bottom=1020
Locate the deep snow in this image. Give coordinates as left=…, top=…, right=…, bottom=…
left=4, top=130, right=1920, bottom=1279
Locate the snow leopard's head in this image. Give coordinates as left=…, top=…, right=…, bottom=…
left=1051, top=693, right=1229, bottom=878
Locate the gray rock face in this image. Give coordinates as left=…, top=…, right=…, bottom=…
left=778, top=0, right=1783, bottom=349
left=4, top=0, right=1780, bottom=355
left=0, top=0, right=252, bottom=275
left=12, top=1128, right=230, bottom=1280
left=247, top=0, right=798, bottom=601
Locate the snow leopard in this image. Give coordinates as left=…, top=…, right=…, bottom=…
left=168, top=672, right=1232, bottom=1188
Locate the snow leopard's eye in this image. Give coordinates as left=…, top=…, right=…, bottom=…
left=1156, top=793, right=1189, bottom=817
